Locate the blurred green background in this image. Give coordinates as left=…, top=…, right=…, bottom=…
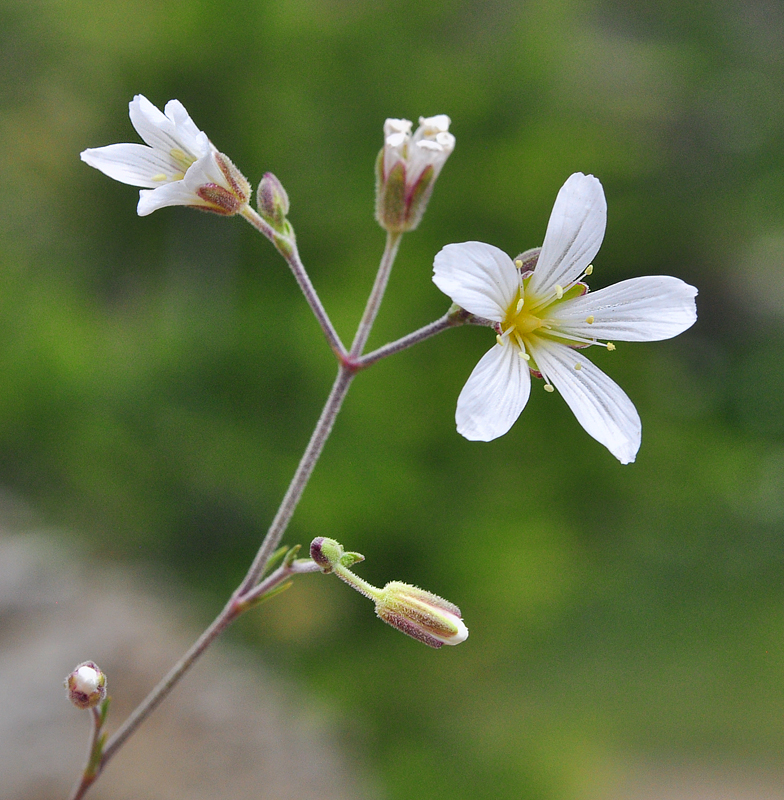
left=2, top=0, right=784, bottom=797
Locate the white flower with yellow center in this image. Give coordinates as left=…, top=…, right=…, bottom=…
left=81, top=95, right=250, bottom=217
left=433, top=172, right=698, bottom=464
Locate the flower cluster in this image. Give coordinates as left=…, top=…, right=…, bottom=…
left=433, top=172, right=698, bottom=464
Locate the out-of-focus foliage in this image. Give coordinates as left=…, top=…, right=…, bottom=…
left=2, top=0, right=784, bottom=798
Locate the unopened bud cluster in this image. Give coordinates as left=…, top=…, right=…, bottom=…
left=65, top=661, right=107, bottom=710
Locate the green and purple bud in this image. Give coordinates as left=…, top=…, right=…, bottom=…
left=375, top=115, right=455, bottom=233
left=257, top=171, right=291, bottom=232
left=374, top=581, right=468, bottom=648
left=64, top=661, right=107, bottom=710
left=310, top=537, right=468, bottom=648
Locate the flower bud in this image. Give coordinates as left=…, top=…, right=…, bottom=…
left=375, top=115, right=455, bottom=233
left=65, top=661, right=107, bottom=710
left=374, top=581, right=468, bottom=648
left=309, top=537, right=364, bottom=574
left=257, top=172, right=290, bottom=231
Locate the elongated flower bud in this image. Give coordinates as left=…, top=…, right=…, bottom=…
left=310, top=538, right=468, bottom=648
left=257, top=172, right=291, bottom=231
left=65, top=661, right=107, bottom=710
left=374, top=581, right=468, bottom=648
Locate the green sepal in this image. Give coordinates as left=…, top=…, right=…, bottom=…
left=243, top=580, right=293, bottom=610
left=339, top=551, right=365, bottom=568
left=263, top=545, right=289, bottom=577
left=376, top=161, right=407, bottom=230
left=283, top=544, right=302, bottom=568
left=403, top=163, right=434, bottom=229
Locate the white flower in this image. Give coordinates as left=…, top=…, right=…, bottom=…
left=375, top=115, right=455, bottom=232
left=433, top=172, right=698, bottom=464
left=81, top=95, right=250, bottom=216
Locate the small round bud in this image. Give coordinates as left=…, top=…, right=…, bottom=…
left=65, top=661, right=107, bottom=710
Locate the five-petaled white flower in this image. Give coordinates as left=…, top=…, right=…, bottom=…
left=81, top=95, right=250, bottom=217
left=433, top=172, right=698, bottom=464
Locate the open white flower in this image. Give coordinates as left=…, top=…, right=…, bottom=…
left=81, top=95, right=250, bottom=216
left=433, top=172, right=698, bottom=464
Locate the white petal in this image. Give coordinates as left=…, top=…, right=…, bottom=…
left=129, top=95, right=206, bottom=161
left=433, top=242, right=519, bottom=321
left=550, top=276, right=698, bottom=342
left=529, top=338, right=641, bottom=464
left=81, top=143, right=182, bottom=188
left=456, top=342, right=531, bottom=441
left=527, top=173, right=606, bottom=298
left=163, top=99, right=208, bottom=153
left=137, top=183, right=202, bottom=216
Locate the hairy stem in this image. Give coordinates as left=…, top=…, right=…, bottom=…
left=350, top=230, right=402, bottom=357
left=241, top=206, right=347, bottom=359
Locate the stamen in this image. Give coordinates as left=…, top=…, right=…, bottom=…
left=151, top=173, right=168, bottom=182
left=514, top=259, right=523, bottom=269
left=496, top=334, right=504, bottom=346
left=585, top=264, right=593, bottom=276
left=554, top=284, right=564, bottom=299
left=606, top=342, right=616, bottom=351
left=543, top=384, right=554, bottom=392
left=586, top=315, right=594, bottom=324
left=516, top=297, right=524, bottom=313
left=574, top=363, right=582, bottom=370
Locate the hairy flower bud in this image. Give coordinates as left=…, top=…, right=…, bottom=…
left=65, top=661, right=107, bottom=710
left=374, top=581, right=468, bottom=648
left=257, top=172, right=290, bottom=231
left=375, top=115, right=455, bottom=232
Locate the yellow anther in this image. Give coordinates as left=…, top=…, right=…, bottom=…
left=543, top=383, right=555, bottom=393
left=554, top=284, right=564, bottom=299
left=514, top=259, right=523, bottom=269
left=574, top=363, right=582, bottom=370
left=585, top=315, right=595, bottom=324
left=585, top=264, right=594, bottom=276
left=496, top=334, right=504, bottom=346
left=606, top=342, right=616, bottom=351
left=151, top=173, right=168, bottom=182
left=521, top=352, right=530, bottom=361
left=516, top=298, right=524, bottom=313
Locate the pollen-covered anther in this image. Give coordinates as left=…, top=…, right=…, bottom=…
left=586, top=315, right=595, bottom=324
left=607, top=342, right=616, bottom=351
left=574, top=363, right=582, bottom=370
left=585, top=264, right=594, bottom=275
left=544, top=383, right=555, bottom=392
left=554, top=284, right=564, bottom=299
left=514, top=259, right=523, bottom=268
left=496, top=334, right=504, bottom=346
left=520, top=352, right=530, bottom=361
left=516, top=298, right=524, bottom=313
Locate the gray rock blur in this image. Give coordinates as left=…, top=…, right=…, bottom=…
left=0, top=509, right=367, bottom=800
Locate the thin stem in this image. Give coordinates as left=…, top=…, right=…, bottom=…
left=100, top=596, right=239, bottom=766
left=67, top=707, right=103, bottom=800
left=70, top=216, right=406, bottom=799
left=241, top=206, right=347, bottom=359
left=239, top=365, right=355, bottom=594
left=350, top=230, right=403, bottom=357
left=357, top=313, right=457, bottom=369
